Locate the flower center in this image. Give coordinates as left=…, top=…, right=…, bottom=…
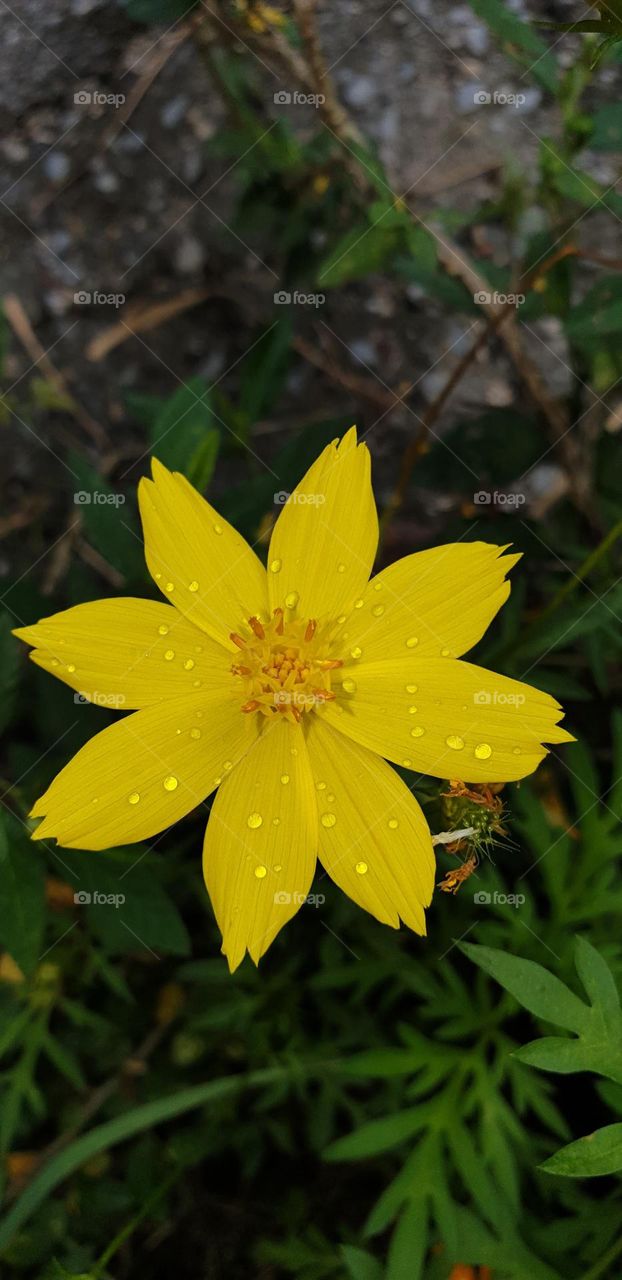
left=230, top=610, right=343, bottom=721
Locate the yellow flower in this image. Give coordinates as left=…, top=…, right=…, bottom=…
left=14, top=429, right=572, bottom=971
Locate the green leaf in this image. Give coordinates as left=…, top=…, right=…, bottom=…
left=589, top=102, right=622, bottom=149
left=317, top=223, right=404, bottom=287
left=460, top=942, right=589, bottom=1032
left=69, top=455, right=143, bottom=582
left=0, top=812, right=46, bottom=975
left=60, top=849, right=190, bottom=956
left=567, top=276, right=622, bottom=342
left=340, top=1244, right=383, bottom=1280
left=324, top=1107, right=430, bottom=1161
left=387, top=1200, right=428, bottom=1280
left=540, top=1123, right=622, bottom=1177
left=150, top=378, right=219, bottom=487
left=469, top=0, right=558, bottom=91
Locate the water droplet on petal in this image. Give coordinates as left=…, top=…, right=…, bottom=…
left=274, top=863, right=282, bottom=871
left=189, top=580, right=199, bottom=593
left=406, top=636, right=418, bottom=648
left=67, top=663, right=76, bottom=673
left=254, top=864, right=267, bottom=879
left=213, top=523, right=223, bottom=536
left=327, top=793, right=335, bottom=803
left=321, top=812, right=336, bottom=828
left=337, top=615, right=346, bottom=625
left=474, top=742, right=492, bottom=760
left=406, top=684, right=418, bottom=694
left=223, top=760, right=232, bottom=771
left=128, top=792, right=140, bottom=805
left=342, top=677, right=357, bottom=694
left=272, top=818, right=280, bottom=827
left=388, top=818, right=399, bottom=829
left=372, top=604, right=384, bottom=617
left=190, top=728, right=201, bottom=739
left=512, top=746, right=521, bottom=756
left=164, top=775, right=178, bottom=791
left=355, top=861, right=368, bottom=875
left=402, top=757, right=413, bottom=767
left=270, top=559, right=282, bottom=573
left=446, top=734, right=465, bottom=751
left=165, top=582, right=174, bottom=593
left=410, top=726, right=425, bottom=738
left=350, top=646, right=362, bottom=659
left=155, top=572, right=162, bottom=580
left=247, top=812, right=263, bottom=829
left=184, top=658, right=195, bottom=670
left=316, top=781, right=327, bottom=791
left=164, top=650, right=175, bottom=661
left=193, top=679, right=202, bottom=688
left=50, top=659, right=59, bottom=667
left=441, top=647, right=451, bottom=657
left=408, top=705, right=418, bottom=714
left=354, top=598, right=364, bottom=609
left=158, top=624, right=169, bottom=636
left=280, top=774, right=290, bottom=785
left=373, top=582, right=382, bottom=592
left=337, top=563, right=346, bottom=574
left=285, top=591, right=299, bottom=609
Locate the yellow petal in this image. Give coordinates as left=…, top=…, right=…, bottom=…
left=31, top=691, right=258, bottom=850
left=331, top=542, right=520, bottom=661
left=14, top=598, right=231, bottom=709
left=138, top=458, right=267, bottom=647
left=322, top=658, right=573, bottom=783
left=267, top=427, right=378, bottom=621
left=306, top=716, right=434, bottom=933
left=203, top=719, right=317, bottom=972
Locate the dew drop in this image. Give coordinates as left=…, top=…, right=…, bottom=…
left=441, top=647, right=451, bottom=657
left=164, top=650, right=175, bottom=661
left=155, top=571, right=162, bottom=580
left=327, top=793, right=335, bottom=803
left=342, top=677, right=357, bottom=694
left=321, top=812, right=336, bottom=828
left=272, top=818, right=281, bottom=827
left=285, top=591, right=299, bottom=609
left=373, top=582, right=382, bottom=592
left=190, top=728, right=201, bottom=739
left=274, top=864, right=282, bottom=873
left=372, top=604, right=385, bottom=617
left=474, top=742, right=492, bottom=760
left=193, top=679, right=202, bottom=688
left=512, top=746, right=521, bottom=756
left=223, top=760, right=232, bottom=771
left=67, top=663, right=76, bottom=673
left=50, top=658, right=59, bottom=667
left=158, top=624, right=169, bottom=636
left=128, top=792, right=140, bottom=805
left=165, top=582, right=174, bottom=593
left=406, top=636, right=418, bottom=648
left=388, top=818, right=399, bottom=830
left=247, top=812, right=263, bottom=829
left=254, top=864, right=267, bottom=879
left=280, top=774, right=290, bottom=785
left=164, top=775, right=178, bottom=791
left=290, top=746, right=298, bottom=756
left=184, top=658, right=195, bottom=671
left=213, top=523, right=223, bottom=536
left=402, top=757, right=413, bottom=767
left=408, top=705, right=418, bottom=714
left=446, top=734, right=465, bottom=751
left=405, top=684, right=418, bottom=693
left=270, top=559, right=282, bottom=574
left=350, top=646, right=362, bottom=659
left=316, top=781, right=327, bottom=791
left=354, top=598, right=364, bottom=609
left=355, top=861, right=368, bottom=875
left=337, top=615, right=347, bottom=625
left=337, top=562, right=346, bottom=574
left=188, top=580, right=199, bottom=593
left=410, top=726, right=425, bottom=738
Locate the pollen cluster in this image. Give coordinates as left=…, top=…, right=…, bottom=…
left=230, top=610, right=342, bottom=721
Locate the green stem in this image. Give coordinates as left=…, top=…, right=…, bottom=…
left=583, top=1232, right=622, bottom=1280
left=539, top=518, right=622, bottom=620
left=92, top=1165, right=182, bottom=1278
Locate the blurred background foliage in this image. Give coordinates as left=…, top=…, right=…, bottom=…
left=2, top=0, right=622, bottom=1276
